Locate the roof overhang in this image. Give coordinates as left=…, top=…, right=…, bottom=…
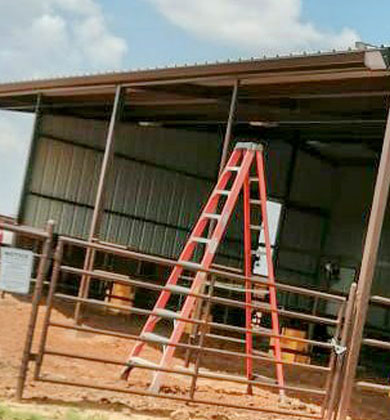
left=0, top=48, right=389, bottom=164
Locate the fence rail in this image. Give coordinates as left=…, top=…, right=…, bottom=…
left=0, top=220, right=55, bottom=400
left=352, top=294, right=390, bottom=397
left=20, top=235, right=355, bottom=420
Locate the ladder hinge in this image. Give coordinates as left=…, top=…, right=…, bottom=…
left=330, top=338, right=347, bottom=356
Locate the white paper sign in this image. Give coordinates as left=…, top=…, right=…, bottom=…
left=0, top=247, right=33, bottom=294
left=253, top=201, right=282, bottom=276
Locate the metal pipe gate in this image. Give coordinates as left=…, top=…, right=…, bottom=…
left=0, top=220, right=55, bottom=400
left=335, top=294, right=390, bottom=420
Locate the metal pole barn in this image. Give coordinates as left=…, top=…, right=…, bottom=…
left=74, top=85, right=125, bottom=323
left=336, top=107, right=390, bottom=420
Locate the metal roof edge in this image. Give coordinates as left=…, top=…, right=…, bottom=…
left=0, top=49, right=373, bottom=96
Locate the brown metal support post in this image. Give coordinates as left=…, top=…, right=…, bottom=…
left=34, top=240, right=64, bottom=380
left=15, top=220, right=55, bottom=400
left=336, top=108, right=390, bottom=420
left=274, top=136, right=299, bottom=271
left=321, top=301, right=345, bottom=416
left=189, top=275, right=216, bottom=399
left=185, top=79, right=239, bottom=366
left=17, top=93, right=42, bottom=224
left=74, top=85, right=125, bottom=324
left=324, top=283, right=357, bottom=420
left=219, top=79, right=240, bottom=177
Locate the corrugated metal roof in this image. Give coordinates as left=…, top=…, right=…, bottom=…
left=0, top=47, right=384, bottom=97
left=0, top=46, right=386, bottom=87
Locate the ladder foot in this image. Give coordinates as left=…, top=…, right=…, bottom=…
left=148, top=374, right=162, bottom=394
left=148, top=382, right=161, bottom=395
left=278, top=389, right=287, bottom=404
left=119, top=364, right=133, bottom=381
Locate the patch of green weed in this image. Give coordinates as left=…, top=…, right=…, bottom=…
left=0, top=404, right=48, bottom=420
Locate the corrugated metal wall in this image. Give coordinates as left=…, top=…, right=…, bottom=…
left=23, top=115, right=221, bottom=259
left=323, top=165, right=390, bottom=330
left=22, top=113, right=390, bottom=329
left=20, top=113, right=337, bottom=276
left=276, top=151, right=334, bottom=312
left=21, top=114, right=296, bottom=268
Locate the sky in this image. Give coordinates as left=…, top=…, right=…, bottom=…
left=0, top=0, right=388, bottom=216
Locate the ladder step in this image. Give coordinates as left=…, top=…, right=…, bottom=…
left=207, top=281, right=269, bottom=296
left=178, top=275, right=194, bottom=282
left=165, top=284, right=191, bottom=294
left=226, top=166, right=240, bottom=171
left=177, top=365, right=274, bottom=384
left=215, top=189, right=230, bottom=196
left=253, top=302, right=272, bottom=311
left=196, top=369, right=257, bottom=383
left=192, top=237, right=211, bottom=244
left=176, top=365, right=195, bottom=374
left=250, top=199, right=262, bottom=206
left=176, top=364, right=241, bottom=382
left=250, top=225, right=262, bottom=231
left=179, top=261, right=203, bottom=270
left=253, top=374, right=277, bottom=384
left=128, top=357, right=159, bottom=369
left=204, top=213, right=221, bottom=220
left=253, top=289, right=269, bottom=297
left=206, top=333, right=245, bottom=344
left=253, top=349, right=274, bottom=357
left=154, top=308, right=181, bottom=319
left=250, top=177, right=258, bottom=183
left=141, top=332, right=170, bottom=345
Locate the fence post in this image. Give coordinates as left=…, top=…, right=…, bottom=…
left=336, top=107, right=390, bottom=420
left=74, top=85, right=125, bottom=324
left=15, top=220, right=55, bottom=400
left=324, top=283, right=357, bottom=420
left=33, top=239, right=63, bottom=381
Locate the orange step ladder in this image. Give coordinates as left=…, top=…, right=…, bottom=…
left=120, top=142, right=285, bottom=396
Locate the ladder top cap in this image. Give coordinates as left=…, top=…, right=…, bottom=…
left=235, top=142, right=263, bottom=151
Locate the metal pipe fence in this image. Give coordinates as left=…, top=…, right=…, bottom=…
left=0, top=220, right=55, bottom=400
left=334, top=293, right=390, bottom=420
left=23, top=236, right=355, bottom=420
left=353, top=295, right=390, bottom=394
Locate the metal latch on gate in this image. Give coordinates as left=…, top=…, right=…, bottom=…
left=330, top=338, right=347, bottom=356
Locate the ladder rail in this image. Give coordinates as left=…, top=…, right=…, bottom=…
left=121, top=149, right=243, bottom=378
left=121, top=142, right=285, bottom=400
left=255, top=150, right=286, bottom=395
left=149, top=148, right=256, bottom=393
left=243, top=174, right=254, bottom=395
left=120, top=265, right=184, bottom=374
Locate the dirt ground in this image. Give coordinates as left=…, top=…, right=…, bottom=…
left=0, top=294, right=389, bottom=420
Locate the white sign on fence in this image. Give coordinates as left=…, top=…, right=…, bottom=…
left=0, top=247, right=34, bottom=294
